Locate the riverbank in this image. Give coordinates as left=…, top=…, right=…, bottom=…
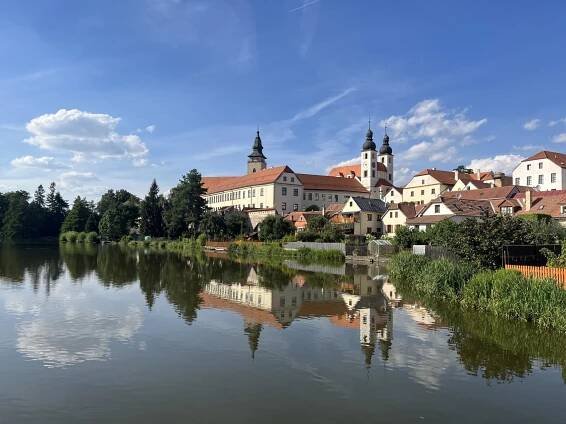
left=389, top=252, right=566, bottom=333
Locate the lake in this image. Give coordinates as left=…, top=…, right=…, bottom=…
left=0, top=244, right=565, bottom=423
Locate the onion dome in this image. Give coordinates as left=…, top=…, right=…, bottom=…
left=379, top=130, right=392, bottom=155
left=362, top=127, right=376, bottom=151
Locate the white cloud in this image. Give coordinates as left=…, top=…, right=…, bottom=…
left=523, top=119, right=540, bottom=131
left=466, top=154, right=524, bottom=174
left=11, top=155, right=69, bottom=170
left=289, top=0, right=320, bottom=13
left=383, top=99, right=486, bottom=165
left=513, top=144, right=544, bottom=151
left=552, top=133, right=566, bottom=143
left=25, top=109, right=149, bottom=166
left=145, top=124, right=156, bottom=133
left=57, top=171, right=105, bottom=198
left=549, top=118, right=566, bottom=127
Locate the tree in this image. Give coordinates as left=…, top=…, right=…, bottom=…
left=224, top=210, right=251, bottom=238
left=305, top=205, right=320, bottom=211
left=96, top=189, right=140, bottom=239
left=307, top=215, right=329, bottom=232
left=33, top=185, right=45, bottom=208
left=61, top=197, right=92, bottom=233
left=99, top=208, right=128, bottom=241
left=165, top=169, right=207, bottom=238
left=140, top=179, right=165, bottom=237
left=200, top=211, right=227, bottom=240
left=45, top=183, right=68, bottom=236
left=259, top=215, right=293, bottom=241
left=1, top=191, right=29, bottom=240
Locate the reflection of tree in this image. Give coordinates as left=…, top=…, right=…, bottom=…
left=244, top=322, right=262, bottom=359
left=95, top=245, right=139, bottom=287
left=424, top=301, right=566, bottom=383
left=0, top=245, right=63, bottom=294
left=59, top=243, right=98, bottom=281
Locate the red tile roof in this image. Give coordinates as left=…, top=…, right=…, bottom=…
left=523, top=151, right=566, bottom=168
left=414, top=169, right=460, bottom=185
left=442, top=185, right=527, bottom=201
left=516, top=191, right=566, bottom=218
left=296, top=173, right=369, bottom=193
left=386, top=202, right=420, bottom=219
left=328, top=162, right=387, bottom=177
left=203, top=166, right=294, bottom=194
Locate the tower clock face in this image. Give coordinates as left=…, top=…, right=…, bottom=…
left=363, top=163, right=368, bottom=169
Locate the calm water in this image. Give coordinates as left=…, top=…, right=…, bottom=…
left=1, top=245, right=565, bottom=423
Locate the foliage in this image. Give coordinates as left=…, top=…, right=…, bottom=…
left=140, top=179, right=166, bottom=237
left=224, top=210, right=251, bottom=238
left=304, top=205, right=320, bottom=211
left=85, top=232, right=99, bottom=243
left=393, top=225, right=430, bottom=249
left=164, top=169, right=207, bottom=239
left=259, top=215, right=293, bottom=241
left=61, top=196, right=93, bottom=233
left=542, top=241, right=566, bottom=268
left=76, top=232, right=87, bottom=243
left=200, top=211, right=227, bottom=240
left=390, top=252, right=566, bottom=333
left=96, top=189, right=140, bottom=241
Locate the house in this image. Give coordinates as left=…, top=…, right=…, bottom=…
left=406, top=196, right=494, bottom=231
left=382, top=202, right=423, bottom=236
left=284, top=211, right=323, bottom=232
left=402, top=169, right=462, bottom=205
left=203, top=126, right=396, bottom=215
left=452, top=170, right=512, bottom=191
left=515, top=190, right=566, bottom=226
left=341, top=196, right=387, bottom=235
left=512, top=150, right=566, bottom=190
left=247, top=208, right=278, bottom=231
left=383, top=185, right=403, bottom=204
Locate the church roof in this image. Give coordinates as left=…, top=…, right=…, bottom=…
left=296, top=173, right=369, bottom=193
left=248, top=130, right=266, bottom=160
left=203, top=166, right=294, bottom=194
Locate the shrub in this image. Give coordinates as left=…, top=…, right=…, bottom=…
left=65, top=231, right=79, bottom=243
left=76, top=232, right=87, bottom=243
left=196, top=233, right=207, bottom=247
left=85, top=232, right=99, bottom=243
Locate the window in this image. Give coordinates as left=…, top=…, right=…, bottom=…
left=421, top=179, right=425, bottom=185
left=515, top=177, right=520, bottom=185
left=395, top=211, right=398, bottom=218
left=365, top=153, right=368, bottom=159
left=527, top=176, right=532, bottom=185
left=283, top=176, right=287, bottom=181
left=293, top=188, right=299, bottom=196
left=260, top=203, right=263, bottom=208
left=252, top=189, right=256, bottom=196
left=367, top=213, right=373, bottom=221
left=434, top=205, right=440, bottom=213
left=551, top=173, right=557, bottom=183
left=410, top=191, right=414, bottom=197
left=282, top=187, right=287, bottom=195
left=315, top=193, right=319, bottom=200
left=291, top=177, right=295, bottom=182
left=350, top=201, right=354, bottom=207
left=364, top=170, right=368, bottom=177
left=527, top=164, right=531, bottom=170
left=260, top=188, right=264, bottom=196
left=303, top=193, right=306, bottom=200
left=335, top=195, right=338, bottom=202
left=372, top=170, right=375, bottom=177
left=282, top=202, right=287, bottom=211
left=389, top=174, right=392, bottom=180
left=381, top=157, right=385, bottom=163
left=322, top=194, right=326, bottom=200
left=501, top=206, right=513, bottom=215
left=248, top=189, right=251, bottom=197
left=539, top=162, right=543, bottom=169
left=421, top=190, right=425, bottom=195
left=293, top=204, right=299, bottom=211
left=308, top=193, right=313, bottom=201
left=431, top=188, right=436, bottom=194
left=538, top=175, right=544, bottom=185
left=561, top=206, right=566, bottom=215
left=280, top=297, right=286, bottom=307
left=367, top=227, right=372, bottom=234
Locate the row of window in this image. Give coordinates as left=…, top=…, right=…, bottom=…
left=515, top=173, right=556, bottom=186
left=281, top=203, right=299, bottom=212
left=209, top=187, right=265, bottom=204
left=303, top=192, right=348, bottom=202
left=281, top=187, right=300, bottom=196
left=526, top=162, right=544, bottom=171
left=409, top=188, right=436, bottom=197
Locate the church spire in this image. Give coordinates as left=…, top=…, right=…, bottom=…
left=247, top=129, right=267, bottom=174
left=362, top=118, right=376, bottom=151
left=379, top=124, right=392, bottom=155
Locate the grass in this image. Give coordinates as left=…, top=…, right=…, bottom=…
left=389, top=251, right=566, bottom=333
left=227, top=241, right=345, bottom=265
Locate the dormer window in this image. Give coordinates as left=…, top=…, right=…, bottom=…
left=434, top=205, right=440, bottom=213
left=561, top=205, right=566, bottom=215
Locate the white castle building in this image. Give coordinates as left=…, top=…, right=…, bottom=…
left=203, top=126, right=394, bottom=214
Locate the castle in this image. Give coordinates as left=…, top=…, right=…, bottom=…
left=202, top=126, right=395, bottom=215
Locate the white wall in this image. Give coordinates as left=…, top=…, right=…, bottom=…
left=512, top=158, right=565, bottom=191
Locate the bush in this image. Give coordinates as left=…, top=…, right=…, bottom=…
left=65, top=231, right=78, bottom=243
left=196, top=233, right=207, bottom=247
left=76, top=232, right=87, bottom=243
left=85, top=232, right=99, bottom=243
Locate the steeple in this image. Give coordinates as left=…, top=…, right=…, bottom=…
left=379, top=125, right=392, bottom=155
left=247, top=130, right=267, bottom=174
left=362, top=119, right=377, bottom=151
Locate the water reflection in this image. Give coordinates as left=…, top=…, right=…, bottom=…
left=0, top=244, right=566, bottom=384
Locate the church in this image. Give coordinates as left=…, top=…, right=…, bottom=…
left=202, top=125, right=395, bottom=215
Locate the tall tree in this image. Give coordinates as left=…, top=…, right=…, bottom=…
left=1, top=191, right=29, bottom=240
left=45, top=183, right=68, bottom=236
left=61, top=197, right=92, bottom=233
left=140, top=179, right=165, bottom=237
left=165, top=169, right=207, bottom=238
left=33, top=185, right=45, bottom=207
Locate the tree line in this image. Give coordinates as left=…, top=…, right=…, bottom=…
left=0, top=169, right=210, bottom=242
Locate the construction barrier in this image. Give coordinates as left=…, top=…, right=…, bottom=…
left=505, top=264, right=566, bottom=288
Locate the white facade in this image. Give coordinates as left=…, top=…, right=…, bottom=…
left=512, top=154, right=566, bottom=191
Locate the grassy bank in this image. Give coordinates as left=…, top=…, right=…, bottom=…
left=227, top=242, right=345, bottom=265
left=390, top=251, right=566, bottom=333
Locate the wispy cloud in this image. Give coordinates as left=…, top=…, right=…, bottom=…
left=291, top=87, right=356, bottom=121
left=289, top=0, right=320, bottom=13
left=553, top=133, right=566, bottom=143
left=523, top=118, right=540, bottom=131
left=549, top=117, right=566, bottom=127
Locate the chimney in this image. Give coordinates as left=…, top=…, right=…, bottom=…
left=493, top=172, right=504, bottom=188
left=475, top=169, right=481, bottom=179
left=525, top=190, right=532, bottom=212
left=454, top=170, right=459, bottom=180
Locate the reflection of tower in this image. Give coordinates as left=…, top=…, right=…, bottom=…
left=244, top=321, right=263, bottom=359
left=379, top=309, right=393, bottom=361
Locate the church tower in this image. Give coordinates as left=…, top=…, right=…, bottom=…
left=247, top=130, right=267, bottom=174
left=378, top=127, right=394, bottom=184
left=360, top=124, right=378, bottom=190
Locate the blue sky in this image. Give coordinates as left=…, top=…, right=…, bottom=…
left=1, top=0, right=565, bottom=199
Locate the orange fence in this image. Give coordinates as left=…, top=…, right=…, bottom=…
left=505, top=265, right=566, bottom=287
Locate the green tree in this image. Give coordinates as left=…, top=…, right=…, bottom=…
left=46, top=183, right=68, bottom=236
left=140, top=179, right=165, bottom=237
left=165, top=169, right=207, bottom=238
left=1, top=191, right=30, bottom=240
left=33, top=185, right=45, bottom=208
left=259, top=215, right=293, bottom=241
left=224, top=210, right=251, bottom=238
left=200, top=211, right=227, bottom=240
left=99, top=208, right=127, bottom=241
left=61, top=196, right=92, bottom=233
left=307, top=215, right=329, bottom=232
